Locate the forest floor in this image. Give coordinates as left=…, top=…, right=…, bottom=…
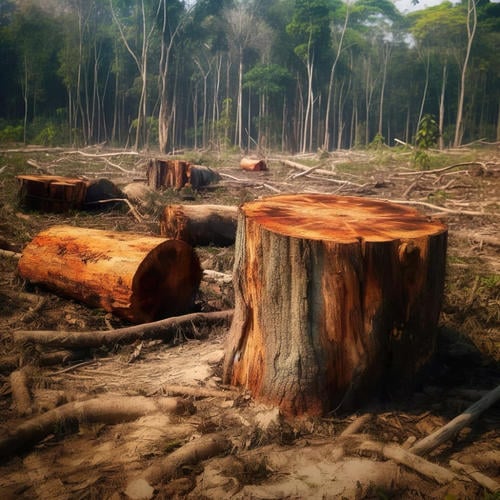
left=0, top=144, right=498, bottom=499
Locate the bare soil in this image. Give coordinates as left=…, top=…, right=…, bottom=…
left=0, top=145, right=498, bottom=499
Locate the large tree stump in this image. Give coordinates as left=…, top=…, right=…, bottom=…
left=145, top=159, right=219, bottom=190
left=223, top=194, right=447, bottom=416
left=18, top=226, right=202, bottom=323
left=160, top=204, right=238, bottom=246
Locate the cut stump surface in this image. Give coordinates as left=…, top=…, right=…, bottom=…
left=223, top=194, right=448, bottom=416
left=18, top=226, right=202, bottom=323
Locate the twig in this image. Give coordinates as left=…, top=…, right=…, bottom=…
left=0, top=249, right=21, bottom=260
left=103, top=157, right=137, bottom=174
left=392, top=162, right=485, bottom=177
left=84, top=198, right=143, bottom=222
left=450, top=460, right=500, bottom=493
left=389, top=199, right=488, bottom=216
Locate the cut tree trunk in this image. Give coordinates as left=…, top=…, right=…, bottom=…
left=160, top=204, right=238, bottom=246
left=240, top=157, right=267, bottom=172
left=223, top=193, right=447, bottom=416
left=145, top=159, right=219, bottom=190
left=18, top=225, right=202, bottom=323
left=17, top=175, right=124, bottom=212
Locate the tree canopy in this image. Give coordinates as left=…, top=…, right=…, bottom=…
left=0, top=0, right=498, bottom=151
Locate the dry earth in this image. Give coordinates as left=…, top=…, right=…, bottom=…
left=0, top=145, right=499, bottom=499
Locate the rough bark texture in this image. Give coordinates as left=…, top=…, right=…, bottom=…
left=240, top=157, right=267, bottom=172
left=18, top=225, right=202, bottom=323
left=146, top=159, right=219, bottom=190
left=17, top=175, right=124, bottom=212
left=223, top=194, right=447, bottom=416
left=17, top=175, right=89, bottom=212
left=160, top=204, right=238, bottom=246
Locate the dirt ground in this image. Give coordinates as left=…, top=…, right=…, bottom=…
left=0, top=145, right=498, bottom=499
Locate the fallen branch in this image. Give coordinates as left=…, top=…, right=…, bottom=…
left=203, top=269, right=233, bottom=284
left=83, top=198, right=143, bottom=222
left=0, top=350, right=87, bottom=374
left=127, top=433, right=231, bottom=493
left=9, top=368, right=33, bottom=417
left=389, top=199, right=488, bottom=216
left=13, top=310, right=234, bottom=349
left=69, top=150, right=139, bottom=158
left=452, top=231, right=500, bottom=248
left=357, top=440, right=456, bottom=485
left=103, top=157, right=137, bottom=174
left=391, top=161, right=485, bottom=177
left=450, top=459, right=500, bottom=493
left=0, top=396, right=190, bottom=460
left=0, top=249, right=21, bottom=259
left=340, top=413, right=372, bottom=437
left=275, top=158, right=338, bottom=177
left=409, top=384, right=500, bottom=456
left=154, top=383, right=239, bottom=400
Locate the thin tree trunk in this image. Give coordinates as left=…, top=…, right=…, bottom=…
left=454, top=0, right=477, bottom=147
left=439, top=64, right=447, bottom=150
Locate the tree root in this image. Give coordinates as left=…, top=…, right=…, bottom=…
left=0, top=396, right=192, bottom=461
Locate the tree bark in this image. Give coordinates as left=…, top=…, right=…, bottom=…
left=160, top=204, right=237, bottom=246
left=18, top=225, right=202, bottom=323
left=146, top=159, right=219, bottom=190
left=223, top=194, right=447, bottom=416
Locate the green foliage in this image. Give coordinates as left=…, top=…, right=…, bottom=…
left=243, top=64, right=292, bottom=95
left=414, top=114, right=439, bottom=169
left=369, top=133, right=385, bottom=149
left=0, top=123, right=23, bottom=143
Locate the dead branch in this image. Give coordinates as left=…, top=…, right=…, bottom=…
left=26, top=159, right=53, bottom=174
left=450, top=460, right=500, bottom=493
left=13, top=309, right=234, bottom=349
left=409, top=384, right=500, bottom=456
left=103, top=157, right=137, bottom=174
left=388, top=199, right=488, bottom=216
left=9, top=368, right=33, bottom=417
left=69, top=150, right=139, bottom=158
left=340, top=413, right=372, bottom=437
left=0, top=396, right=190, bottom=461
left=394, top=138, right=414, bottom=149
left=83, top=198, right=143, bottom=222
left=357, top=440, right=456, bottom=485
left=392, top=162, right=485, bottom=177
left=0, top=350, right=86, bottom=374
left=452, top=231, right=500, bottom=248
left=128, top=433, right=231, bottom=490
left=203, top=269, right=233, bottom=284
left=275, top=158, right=338, bottom=177
left=0, top=249, right=21, bottom=259
left=154, top=383, right=239, bottom=400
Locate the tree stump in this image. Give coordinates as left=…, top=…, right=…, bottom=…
left=223, top=194, right=448, bottom=416
left=160, top=204, right=238, bottom=246
left=145, top=159, right=219, bottom=190
left=18, top=226, right=202, bottom=323
left=240, top=157, right=267, bottom=172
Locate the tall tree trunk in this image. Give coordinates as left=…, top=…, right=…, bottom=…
left=439, top=64, right=447, bottom=150
left=454, top=0, right=477, bottom=147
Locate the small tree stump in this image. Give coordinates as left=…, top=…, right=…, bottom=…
left=18, top=226, right=202, bottom=323
left=160, top=204, right=238, bottom=246
left=240, top=157, right=267, bottom=172
left=223, top=194, right=447, bottom=416
left=145, top=159, right=219, bottom=190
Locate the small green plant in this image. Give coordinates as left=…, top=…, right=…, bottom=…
left=369, top=132, right=385, bottom=149
left=414, top=114, right=439, bottom=170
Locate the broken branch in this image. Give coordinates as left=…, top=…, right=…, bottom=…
left=409, top=384, right=500, bottom=456
left=13, top=310, right=234, bottom=349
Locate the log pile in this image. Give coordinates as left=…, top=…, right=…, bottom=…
left=18, top=225, right=202, bottom=323
left=160, top=204, right=238, bottom=246
left=224, top=193, right=448, bottom=416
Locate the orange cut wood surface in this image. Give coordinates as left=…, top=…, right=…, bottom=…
left=242, top=193, right=446, bottom=242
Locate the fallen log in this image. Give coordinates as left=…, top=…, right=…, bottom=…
left=18, top=225, right=202, bottom=323
left=240, top=157, right=267, bottom=171
left=126, top=433, right=231, bottom=494
left=160, top=204, right=238, bottom=246
left=223, top=193, right=447, bottom=416
left=409, top=384, right=500, bottom=456
left=13, top=310, right=234, bottom=348
left=0, top=396, right=191, bottom=461
left=356, top=440, right=456, bottom=485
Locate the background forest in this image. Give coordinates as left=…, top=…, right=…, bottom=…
left=0, top=0, right=499, bottom=153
